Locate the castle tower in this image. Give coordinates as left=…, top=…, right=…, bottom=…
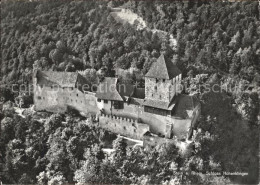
left=144, top=54, right=182, bottom=103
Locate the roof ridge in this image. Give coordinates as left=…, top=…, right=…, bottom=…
left=160, top=54, right=170, bottom=79
left=145, top=54, right=181, bottom=79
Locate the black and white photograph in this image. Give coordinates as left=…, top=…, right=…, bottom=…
left=0, top=0, right=259, bottom=184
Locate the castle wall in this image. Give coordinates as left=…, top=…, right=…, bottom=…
left=98, top=114, right=149, bottom=139
left=145, top=77, right=171, bottom=101
left=34, top=84, right=196, bottom=140
left=99, top=101, right=179, bottom=138
left=34, top=85, right=99, bottom=115
left=34, top=85, right=67, bottom=113
left=84, top=92, right=100, bottom=114
left=145, top=75, right=182, bottom=102
left=172, top=118, right=192, bottom=139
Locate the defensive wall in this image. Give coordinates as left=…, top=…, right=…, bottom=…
left=98, top=113, right=150, bottom=140
left=97, top=99, right=197, bottom=139
left=34, top=86, right=199, bottom=140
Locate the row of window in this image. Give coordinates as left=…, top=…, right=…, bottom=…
left=37, top=96, right=84, bottom=104
left=153, top=76, right=181, bottom=85
left=39, top=85, right=76, bottom=91
left=97, top=99, right=108, bottom=104
left=155, top=78, right=166, bottom=83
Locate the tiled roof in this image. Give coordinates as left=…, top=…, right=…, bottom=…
left=130, top=97, right=144, bottom=106
left=143, top=98, right=176, bottom=110
left=145, top=54, right=181, bottom=79
left=172, top=94, right=200, bottom=119
left=37, top=71, right=80, bottom=87
left=95, top=77, right=123, bottom=101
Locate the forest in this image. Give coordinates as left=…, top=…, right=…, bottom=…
left=0, top=0, right=259, bottom=184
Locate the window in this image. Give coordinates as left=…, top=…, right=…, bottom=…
left=37, top=96, right=41, bottom=100
left=159, top=95, right=161, bottom=100
left=40, top=85, right=43, bottom=88
left=76, top=94, right=78, bottom=97
left=156, top=78, right=159, bottom=83
left=123, top=126, right=126, bottom=130
left=154, top=86, right=157, bottom=91
left=163, top=79, right=165, bottom=83
left=113, top=101, right=123, bottom=109
left=104, top=100, right=108, bottom=104
left=97, top=99, right=101, bottom=102
left=71, top=87, right=74, bottom=90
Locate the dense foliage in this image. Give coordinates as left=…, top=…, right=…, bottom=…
left=125, top=1, right=260, bottom=80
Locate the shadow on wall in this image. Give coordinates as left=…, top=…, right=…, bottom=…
left=98, top=114, right=149, bottom=140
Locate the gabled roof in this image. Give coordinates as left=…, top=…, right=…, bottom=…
left=145, top=54, right=181, bottom=80
left=172, top=94, right=200, bottom=119
left=37, top=71, right=80, bottom=88
left=143, top=98, right=177, bottom=111
left=95, top=77, right=123, bottom=101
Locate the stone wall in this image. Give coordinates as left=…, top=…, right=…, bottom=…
left=145, top=77, right=171, bottom=102
left=172, top=118, right=192, bottom=139
left=34, top=85, right=99, bottom=115
left=144, top=75, right=182, bottom=102
left=98, top=114, right=150, bottom=139
left=34, top=84, right=195, bottom=140
left=34, top=85, right=68, bottom=113
left=99, top=101, right=171, bottom=136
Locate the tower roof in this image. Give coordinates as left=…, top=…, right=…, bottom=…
left=145, top=54, right=181, bottom=79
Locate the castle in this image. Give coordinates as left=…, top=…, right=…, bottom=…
left=33, top=54, right=200, bottom=141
